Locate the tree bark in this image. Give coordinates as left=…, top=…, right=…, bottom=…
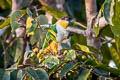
left=39, top=0, right=65, bottom=12
left=85, top=0, right=101, bottom=50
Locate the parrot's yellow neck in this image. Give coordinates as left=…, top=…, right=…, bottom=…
left=57, top=20, right=69, bottom=29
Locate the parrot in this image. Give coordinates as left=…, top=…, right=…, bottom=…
left=41, top=16, right=74, bottom=54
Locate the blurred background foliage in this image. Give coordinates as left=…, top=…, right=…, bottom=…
left=1, top=0, right=120, bottom=80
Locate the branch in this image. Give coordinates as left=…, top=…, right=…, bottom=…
left=66, top=27, right=86, bottom=36
left=85, top=0, right=102, bottom=50
left=74, top=21, right=86, bottom=29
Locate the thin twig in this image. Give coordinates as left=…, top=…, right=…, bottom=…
left=66, top=27, right=86, bottom=36
left=74, top=21, right=86, bottom=29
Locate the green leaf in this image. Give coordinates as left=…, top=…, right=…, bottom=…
left=94, top=69, right=109, bottom=76
left=17, top=70, right=23, bottom=80
left=0, top=69, right=5, bottom=79
left=30, top=29, right=46, bottom=47
left=46, top=28, right=56, bottom=37
left=0, top=17, right=10, bottom=29
left=101, top=44, right=111, bottom=65
left=77, top=69, right=92, bottom=80
left=109, top=44, right=120, bottom=68
left=42, top=6, right=67, bottom=20
left=3, top=71, right=10, bottom=80
left=36, top=15, right=48, bottom=25
left=10, top=70, right=18, bottom=80
left=48, top=62, right=65, bottom=76
left=10, top=11, right=24, bottom=30
left=24, top=51, right=32, bottom=60
left=104, top=0, right=114, bottom=25
left=93, top=5, right=104, bottom=36
left=93, top=26, right=100, bottom=37
left=115, top=36, right=120, bottom=53
left=75, top=44, right=90, bottom=53
left=26, top=20, right=38, bottom=36
left=64, top=50, right=76, bottom=61
left=26, top=68, right=49, bottom=80
left=26, top=8, right=32, bottom=17
left=41, top=56, right=59, bottom=69
left=60, top=62, right=80, bottom=79
left=109, top=1, right=120, bottom=37
left=22, top=73, right=33, bottom=80
left=98, top=76, right=107, bottom=80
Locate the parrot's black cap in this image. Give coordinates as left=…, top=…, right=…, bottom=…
left=61, top=16, right=74, bottom=26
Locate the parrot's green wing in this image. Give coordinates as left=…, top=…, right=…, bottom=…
left=42, top=24, right=57, bottom=49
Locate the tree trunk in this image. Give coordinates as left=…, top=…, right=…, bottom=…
left=85, top=0, right=102, bottom=60
left=85, top=0, right=101, bottom=50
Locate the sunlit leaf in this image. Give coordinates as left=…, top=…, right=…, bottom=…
left=109, top=44, right=120, bottom=68
left=64, top=50, right=76, bottom=61
left=26, top=17, right=38, bottom=36
left=115, top=36, right=120, bottom=53
left=75, top=44, right=90, bottom=53
left=41, top=56, right=59, bottom=69
left=46, top=28, right=56, bottom=37
left=0, top=17, right=10, bottom=29
left=44, top=41, right=58, bottom=54
left=26, top=17, right=34, bottom=31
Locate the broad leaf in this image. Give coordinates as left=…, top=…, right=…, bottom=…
left=10, top=11, right=24, bottom=30
left=75, top=44, right=90, bottom=53
left=104, top=0, right=114, bottom=25
left=60, top=62, right=79, bottom=79
left=77, top=69, right=92, bottom=80
left=26, top=17, right=38, bottom=36
left=3, top=71, right=10, bottom=80
left=115, top=36, right=120, bottom=53
left=104, top=0, right=120, bottom=37
left=17, top=70, right=23, bottom=80
left=26, top=68, right=49, bottom=80
left=109, top=44, right=120, bottom=68
left=10, top=70, right=18, bottom=80
left=64, top=50, right=76, bottom=61
left=0, top=17, right=10, bottom=29
left=26, top=8, right=32, bottom=17
left=24, top=51, right=32, bottom=60
left=0, top=69, right=5, bottom=80
left=22, top=73, right=33, bottom=80
left=41, top=56, right=59, bottom=69
left=36, top=15, right=48, bottom=25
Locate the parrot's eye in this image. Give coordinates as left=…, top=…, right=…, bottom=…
left=61, top=16, right=74, bottom=26
left=68, top=19, right=74, bottom=26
